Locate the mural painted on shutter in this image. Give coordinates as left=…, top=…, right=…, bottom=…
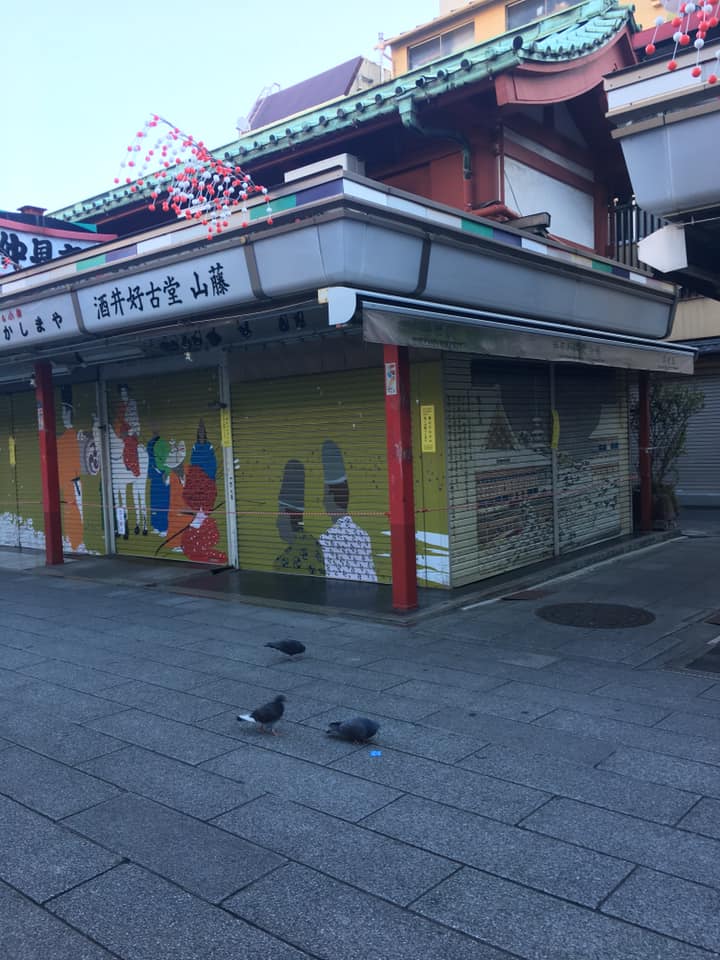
left=232, top=368, right=389, bottom=584
left=0, top=392, right=45, bottom=549
left=56, top=383, right=105, bottom=555
left=107, top=370, right=228, bottom=564
left=0, top=394, right=20, bottom=547
left=410, top=362, right=449, bottom=587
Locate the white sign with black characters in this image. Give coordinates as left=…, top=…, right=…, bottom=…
left=76, top=248, right=254, bottom=334
left=0, top=293, right=80, bottom=352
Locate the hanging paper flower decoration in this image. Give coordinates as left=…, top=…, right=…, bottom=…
left=115, top=114, right=272, bottom=240
left=645, top=0, right=720, bottom=77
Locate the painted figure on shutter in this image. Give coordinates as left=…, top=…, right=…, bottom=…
left=177, top=420, right=227, bottom=564
left=274, top=458, right=325, bottom=576
left=318, top=440, right=377, bottom=582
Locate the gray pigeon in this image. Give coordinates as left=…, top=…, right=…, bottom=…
left=237, top=695, right=286, bottom=734
left=265, top=639, right=305, bottom=657
left=326, top=717, right=380, bottom=743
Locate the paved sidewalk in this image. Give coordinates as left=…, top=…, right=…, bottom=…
left=1, top=527, right=720, bottom=959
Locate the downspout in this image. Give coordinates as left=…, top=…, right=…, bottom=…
left=398, top=99, right=473, bottom=211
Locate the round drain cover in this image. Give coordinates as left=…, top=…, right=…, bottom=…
left=536, top=602, right=655, bottom=629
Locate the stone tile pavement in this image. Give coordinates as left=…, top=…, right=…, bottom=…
left=2, top=524, right=720, bottom=958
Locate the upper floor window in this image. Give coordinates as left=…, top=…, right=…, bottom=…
left=407, top=21, right=475, bottom=70
left=506, top=0, right=569, bottom=30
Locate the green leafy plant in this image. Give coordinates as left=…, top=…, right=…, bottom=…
left=631, top=380, right=705, bottom=499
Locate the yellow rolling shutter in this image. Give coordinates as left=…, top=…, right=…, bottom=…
left=231, top=367, right=390, bottom=583
left=106, top=367, right=229, bottom=564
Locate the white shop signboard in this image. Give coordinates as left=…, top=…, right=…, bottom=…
left=75, top=248, right=254, bottom=334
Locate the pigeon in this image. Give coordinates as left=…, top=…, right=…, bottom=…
left=237, top=694, right=286, bottom=734
left=265, top=639, right=306, bottom=658
left=326, top=717, right=380, bottom=743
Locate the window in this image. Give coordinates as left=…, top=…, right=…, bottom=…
left=408, top=21, right=475, bottom=70
left=506, top=0, right=568, bottom=30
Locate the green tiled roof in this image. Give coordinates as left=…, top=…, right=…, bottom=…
left=52, top=0, right=635, bottom=221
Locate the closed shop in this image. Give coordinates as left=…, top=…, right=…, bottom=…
left=445, top=355, right=632, bottom=586
left=55, top=382, right=105, bottom=555
left=106, top=367, right=229, bottom=563
left=0, top=391, right=45, bottom=550
left=232, top=366, right=389, bottom=583
left=673, top=361, right=720, bottom=506
left=446, top=356, right=554, bottom=586
left=555, top=366, right=632, bottom=552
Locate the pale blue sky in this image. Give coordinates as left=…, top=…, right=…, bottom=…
left=3, top=1, right=441, bottom=217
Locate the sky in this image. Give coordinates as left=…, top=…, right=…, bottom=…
left=3, top=1, right=441, bottom=217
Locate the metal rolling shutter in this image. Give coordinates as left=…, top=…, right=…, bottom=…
left=445, top=355, right=554, bottom=586
left=55, top=382, right=106, bottom=555
left=673, top=365, right=720, bottom=505
left=106, top=367, right=229, bottom=563
left=232, top=367, right=389, bottom=584
left=11, top=391, right=45, bottom=550
left=0, top=394, right=20, bottom=548
left=555, top=367, right=632, bottom=553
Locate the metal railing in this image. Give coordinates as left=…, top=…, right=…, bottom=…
left=608, top=199, right=698, bottom=300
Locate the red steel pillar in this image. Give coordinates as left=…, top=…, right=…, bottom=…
left=638, top=371, right=653, bottom=533
left=34, top=361, right=63, bottom=565
left=383, top=344, right=417, bottom=611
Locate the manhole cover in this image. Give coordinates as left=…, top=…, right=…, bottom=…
left=536, top=602, right=655, bottom=629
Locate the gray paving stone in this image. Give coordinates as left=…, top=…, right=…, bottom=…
left=0, top=703, right=124, bottom=764
left=200, top=711, right=363, bottom=763
left=290, top=677, right=440, bottom=720
left=0, top=793, right=120, bottom=902
left=0, top=677, right=127, bottom=722
left=280, top=658, right=410, bottom=691
left=490, top=680, right=672, bottom=725
left=0, top=645, right=46, bottom=669
left=537, top=708, right=720, bottom=766
left=201, top=743, right=402, bottom=821
left=17, top=659, right=128, bottom=693
left=658, top=710, right=720, bottom=741
left=225, top=862, right=510, bottom=960
left=413, top=865, right=716, bottom=959
left=462, top=743, right=699, bottom=824
left=98, top=679, right=230, bottom=722
left=49, top=863, right=310, bottom=960
left=602, top=867, right=720, bottom=954
left=420, top=707, right=615, bottom=765
left=64, top=793, right=284, bottom=903
left=302, top=708, right=484, bottom=762
left=0, top=667, right=34, bottom=693
left=363, top=793, right=633, bottom=907
left=598, top=746, right=720, bottom=799
left=84, top=708, right=239, bottom=764
left=0, top=745, right=121, bottom=819
left=364, top=657, right=518, bottom=691
left=95, top=656, right=215, bottom=691
left=215, top=794, right=459, bottom=905
left=188, top=677, right=329, bottom=720
left=386, top=679, right=556, bottom=721
left=78, top=744, right=260, bottom=819
left=677, top=798, right=720, bottom=840
left=522, top=796, right=720, bottom=890
left=0, top=881, right=115, bottom=960
left=593, top=681, right=720, bottom=719
left=332, top=746, right=548, bottom=824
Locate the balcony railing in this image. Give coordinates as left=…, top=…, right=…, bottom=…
left=608, top=199, right=697, bottom=300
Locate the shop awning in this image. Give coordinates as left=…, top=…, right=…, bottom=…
left=339, top=293, right=695, bottom=374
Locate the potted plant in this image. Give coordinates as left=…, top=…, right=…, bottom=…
left=631, top=380, right=704, bottom=530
